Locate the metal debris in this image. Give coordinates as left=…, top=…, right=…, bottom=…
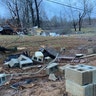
left=39, top=47, right=59, bottom=59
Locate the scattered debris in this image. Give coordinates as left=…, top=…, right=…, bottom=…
left=22, top=65, right=42, bottom=70
left=4, top=51, right=30, bottom=63
left=71, top=53, right=84, bottom=63
left=57, top=56, right=74, bottom=61
left=0, top=73, right=12, bottom=86
left=57, top=54, right=84, bottom=63
left=32, top=51, right=44, bottom=64
left=17, top=47, right=26, bottom=50
left=80, top=53, right=96, bottom=58
left=39, top=47, right=59, bottom=59
left=87, top=48, right=93, bottom=54
left=0, top=25, right=15, bottom=35
left=48, top=73, right=57, bottom=81
left=44, top=56, right=52, bottom=62
left=46, top=63, right=58, bottom=74
left=34, top=51, right=44, bottom=58
left=10, top=79, right=33, bottom=89
left=20, top=83, right=35, bottom=89
left=75, top=54, right=84, bottom=57
left=4, top=54, right=33, bottom=68
left=0, top=46, right=17, bottom=53
left=1, top=36, right=96, bottom=96
left=0, top=67, right=2, bottom=71
left=32, top=56, right=43, bottom=64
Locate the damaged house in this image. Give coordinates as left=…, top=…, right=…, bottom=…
left=0, top=25, right=15, bottom=35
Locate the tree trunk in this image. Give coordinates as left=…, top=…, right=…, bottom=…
left=34, top=0, right=40, bottom=28
left=25, top=0, right=30, bottom=27
left=78, top=13, right=83, bottom=31
left=73, top=22, right=77, bottom=31
left=79, top=20, right=82, bottom=31
left=15, top=0, right=21, bottom=27
left=88, top=16, right=91, bottom=25
left=28, top=0, right=35, bottom=26
left=74, top=25, right=77, bottom=31
left=26, top=0, right=35, bottom=26
left=30, top=6, right=35, bottom=26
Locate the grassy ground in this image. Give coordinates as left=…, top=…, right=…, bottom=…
left=0, top=35, right=89, bottom=51
left=71, top=27, right=96, bottom=33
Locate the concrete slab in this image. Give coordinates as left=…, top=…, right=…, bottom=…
left=93, top=83, right=96, bottom=96
left=65, top=66, right=92, bottom=85
left=48, top=73, right=57, bottom=81
left=76, top=64, right=96, bottom=83
left=46, top=63, right=58, bottom=74
left=58, top=64, right=71, bottom=74
left=66, top=80, right=93, bottom=96
left=92, top=70, right=96, bottom=83
left=87, top=48, right=93, bottom=54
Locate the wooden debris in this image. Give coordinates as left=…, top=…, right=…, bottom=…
left=17, top=47, right=26, bottom=50
left=81, top=54, right=96, bottom=58
left=0, top=67, right=2, bottom=72
left=21, top=83, right=35, bottom=88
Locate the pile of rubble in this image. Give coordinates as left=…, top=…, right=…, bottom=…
left=0, top=43, right=96, bottom=96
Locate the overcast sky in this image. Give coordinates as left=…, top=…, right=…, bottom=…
left=0, top=0, right=96, bottom=19
left=42, top=0, right=78, bottom=20
left=44, top=0, right=96, bottom=19
left=0, top=1, right=10, bottom=18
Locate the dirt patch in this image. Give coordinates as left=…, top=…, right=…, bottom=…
left=0, top=35, right=96, bottom=96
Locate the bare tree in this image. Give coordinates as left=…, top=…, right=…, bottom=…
left=78, top=0, right=94, bottom=31
left=2, top=0, right=44, bottom=29
left=15, top=0, right=21, bottom=27
left=34, top=0, right=42, bottom=27
left=87, top=3, right=94, bottom=25
left=78, top=12, right=85, bottom=31
left=78, top=0, right=88, bottom=31
left=26, top=0, right=35, bottom=26
left=20, top=0, right=30, bottom=28
left=51, top=15, right=59, bottom=28
left=73, top=20, right=77, bottom=31
left=4, top=0, right=21, bottom=27
left=68, top=0, right=78, bottom=31
left=39, top=8, right=50, bottom=29
left=34, top=0, right=40, bottom=27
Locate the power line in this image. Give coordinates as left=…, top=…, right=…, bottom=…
left=46, top=0, right=96, bottom=15
left=46, top=0, right=84, bottom=11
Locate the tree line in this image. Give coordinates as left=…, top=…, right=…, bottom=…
left=1, top=0, right=96, bottom=33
